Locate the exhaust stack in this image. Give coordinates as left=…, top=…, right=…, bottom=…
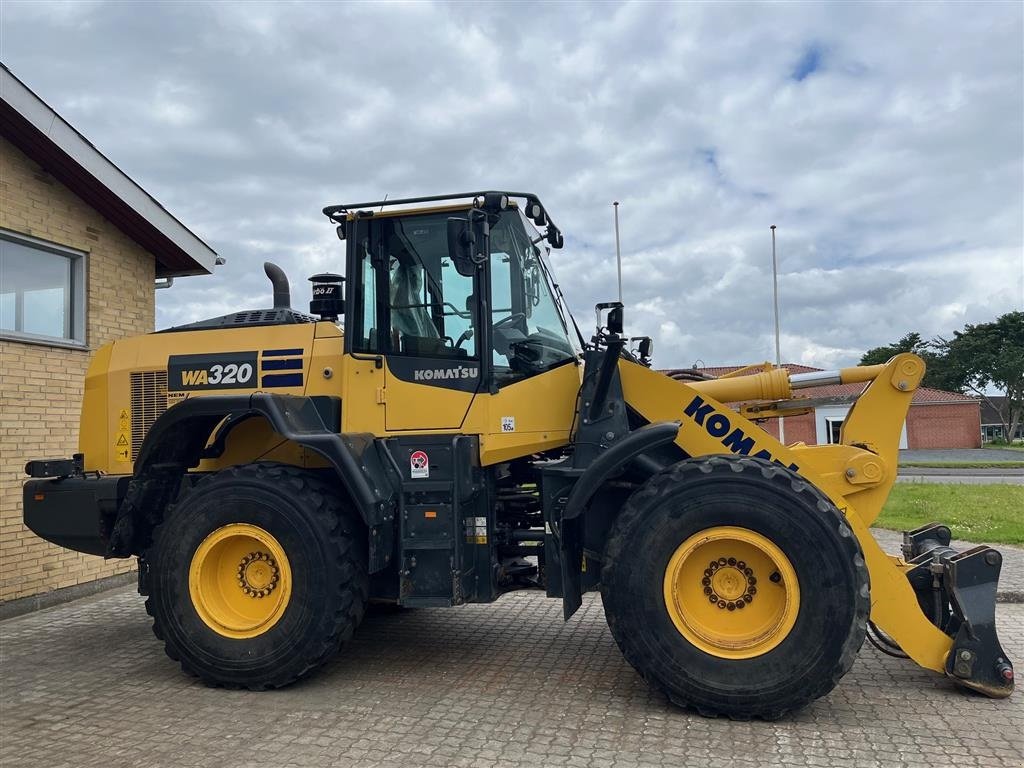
left=263, top=262, right=291, bottom=309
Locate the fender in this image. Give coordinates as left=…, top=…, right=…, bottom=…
left=563, top=420, right=682, bottom=521
left=558, top=420, right=681, bottom=620
left=107, top=393, right=399, bottom=572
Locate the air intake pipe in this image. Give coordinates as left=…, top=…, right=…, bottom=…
left=264, top=262, right=291, bottom=309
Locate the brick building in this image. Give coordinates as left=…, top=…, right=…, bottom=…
left=0, top=65, right=216, bottom=610
left=665, top=364, right=981, bottom=449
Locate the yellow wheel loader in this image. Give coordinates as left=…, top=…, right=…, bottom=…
left=23, top=191, right=1014, bottom=717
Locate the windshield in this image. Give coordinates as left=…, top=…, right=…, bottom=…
left=489, top=208, right=577, bottom=382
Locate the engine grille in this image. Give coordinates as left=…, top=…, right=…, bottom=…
left=130, top=370, right=168, bottom=460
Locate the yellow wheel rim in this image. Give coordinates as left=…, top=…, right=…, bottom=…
left=188, top=523, right=292, bottom=639
left=663, top=526, right=800, bottom=659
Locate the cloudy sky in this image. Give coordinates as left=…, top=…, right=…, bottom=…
left=3, top=0, right=1022, bottom=369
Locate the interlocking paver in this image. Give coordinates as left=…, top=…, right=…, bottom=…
left=1, top=588, right=1022, bottom=768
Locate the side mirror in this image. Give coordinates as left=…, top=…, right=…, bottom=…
left=447, top=217, right=476, bottom=277
left=607, top=306, right=623, bottom=335
left=638, top=336, right=653, bottom=359
left=595, top=302, right=624, bottom=336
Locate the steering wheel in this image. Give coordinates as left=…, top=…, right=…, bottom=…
left=493, top=313, right=527, bottom=331
left=454, top=329, right=474, bottom=349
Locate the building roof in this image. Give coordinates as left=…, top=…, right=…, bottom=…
left=979, top=396, right=1007, bottom=425
left=663, top=363, right=978, bottom=406
left=0, top=64, right=216, bottom=277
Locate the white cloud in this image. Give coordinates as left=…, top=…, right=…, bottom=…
left=2, top=0, right=1020, bottom=369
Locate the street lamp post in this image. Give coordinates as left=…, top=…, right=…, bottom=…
left=771, top=225, right=785, bottom=445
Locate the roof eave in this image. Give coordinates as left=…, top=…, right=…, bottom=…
left=0, top=65, right=216, bottom=277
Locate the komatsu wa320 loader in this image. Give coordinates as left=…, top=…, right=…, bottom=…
left=24, top=191, right=1014, bottom=718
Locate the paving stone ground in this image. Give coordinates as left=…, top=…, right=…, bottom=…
left=2, top=586, right=1022, bottom=768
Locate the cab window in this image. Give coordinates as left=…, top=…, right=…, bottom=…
left=489, top=209, right=576, bottom=383
left=377, top=212, right=477, bottom=358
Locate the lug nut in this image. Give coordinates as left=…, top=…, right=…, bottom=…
left=736, top=601, right=746, bottom=610
left=736, top=561, right=746, bottom=570
left=718, top=557, right=727, bottom=566
left=727, top=557, right=737, bottom=566
left=703, top=587, right=713, bottom=595
left=709, top=595, right=718, bottom=604
left=727, top=602, right=736, bottom=611
left=743, top=594, right=752, bottom=603
left=743, top=567, right=753, bottom=576
left=717, top=600, right=726, bottom=609
left=701, top=577, right=711, bottom=586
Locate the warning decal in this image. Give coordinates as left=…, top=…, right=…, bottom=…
left=114, top=409, right=131, bottom=462
left=410, top=450, right=429, bottom=479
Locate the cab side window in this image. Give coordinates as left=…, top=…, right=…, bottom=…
left=350, top=237, right=379, bottom=353
left=379, top=214, right=477, bottom=359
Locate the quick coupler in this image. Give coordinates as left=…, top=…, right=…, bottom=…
left=903, top=522, right=1014, bottom=698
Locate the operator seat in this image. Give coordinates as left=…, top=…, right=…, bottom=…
left=388, top=252, right=443, bottom=354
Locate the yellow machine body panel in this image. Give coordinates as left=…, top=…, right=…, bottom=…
left=465, top=360, right=582, bottom=465
left=79, top=314, right=584, bottom=475
left=80, top=323, right=319, bottom=474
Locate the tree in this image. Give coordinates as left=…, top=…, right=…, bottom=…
left=860, top=332, right=927, bottom=365
left=858, top=332, right=954, bottom=390
left=936, top=311, right=1024, bottom=444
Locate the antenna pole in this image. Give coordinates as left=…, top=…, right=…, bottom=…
left=771, top=225, right=781, bottom=366
left=771, top=224, right=786, bottom=445
left=614, top=201, right=622, bottom=303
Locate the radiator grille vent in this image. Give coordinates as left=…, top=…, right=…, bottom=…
left=131, top=370, right=168, bottom=460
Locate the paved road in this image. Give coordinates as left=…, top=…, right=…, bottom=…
left=896, top=473, right=1024, bottom=485
left=2, top=587, right=1021, bottom=768
left=899, top=448, right=1024, bottom=463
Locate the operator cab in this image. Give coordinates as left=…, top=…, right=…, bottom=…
left=325, top=192, right=580, bottom=391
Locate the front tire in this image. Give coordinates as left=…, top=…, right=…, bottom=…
left=601, top=455, right=868, bottom=719
left=145, top=463, right=368, bottom=689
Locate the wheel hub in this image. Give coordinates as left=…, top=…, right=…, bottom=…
left=188, top=523, right=292, bottom=639
left=663, top=526, right=800, bottom=659
left=704, top=558, right=757, bottom=610
left=237, top=552, right=280, bottom=597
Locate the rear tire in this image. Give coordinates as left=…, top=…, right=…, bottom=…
left=601, top=455, right=868, bottom=719
left=145, top=463, right=368, bottom=689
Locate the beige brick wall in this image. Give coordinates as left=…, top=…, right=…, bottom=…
left=1, top=136, right=155, bottom=602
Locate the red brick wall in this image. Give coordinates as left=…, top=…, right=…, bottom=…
left=756, top=413, right=817, bottom=445
left=906, top=403, right=981, bottom=449
left=752, top=403, right=980, bottom=449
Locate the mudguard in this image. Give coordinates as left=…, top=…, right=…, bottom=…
left=106, top=393, right=399, bottom=572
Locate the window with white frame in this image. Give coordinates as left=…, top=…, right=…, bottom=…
left=0, top=231, right=86, bottom=345
left=825, top=417, right=844, bottom=445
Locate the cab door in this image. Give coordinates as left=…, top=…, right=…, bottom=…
left=351, top=211, right=482, bottom=432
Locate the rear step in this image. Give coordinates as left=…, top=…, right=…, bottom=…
left=902, top=522, right=1014, bottom=698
